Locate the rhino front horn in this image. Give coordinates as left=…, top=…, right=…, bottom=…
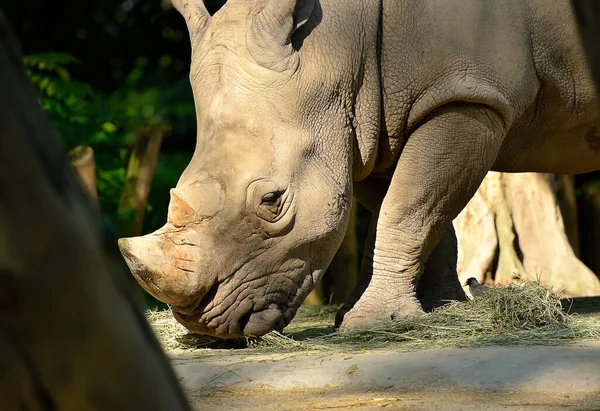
left=118, top=235, right=185, bottom=305
left=118, top=228, right=210, bottom=308
left=118, top=236, right=159, bottom=286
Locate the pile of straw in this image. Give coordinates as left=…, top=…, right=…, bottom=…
left=147, top=280, right=600, bottom=353
left=310, top=281, right=599, bottom=350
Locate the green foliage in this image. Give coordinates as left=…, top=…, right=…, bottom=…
left=24, top=52, right=80, bottom=80
left=24, top=52, right=194, bottom=233
left=24, top=53, right=95, bottom=144
left=577, top=180, right=600, bottom=197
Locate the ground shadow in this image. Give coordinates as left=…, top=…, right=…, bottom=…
left=287, top=326, right=336, bottom=341
left=562, top=296, right=600, bottom=315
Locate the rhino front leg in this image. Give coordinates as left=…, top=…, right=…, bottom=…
left=335, top=183, right=466, bottom=328
left=339, top=104, right=506, bottom=331
left=336, top=216, right=466, bottom=328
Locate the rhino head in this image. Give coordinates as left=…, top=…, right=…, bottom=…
left=119, top=0, right=380, bottom=338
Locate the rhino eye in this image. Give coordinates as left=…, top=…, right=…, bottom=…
left=258, top=191, right=285, bottom=221
left=253, top=186, right=294, bottom=232
left=261, top=191, right=283, bottom=207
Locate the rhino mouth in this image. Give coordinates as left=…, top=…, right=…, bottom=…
left=172, top=302, right=286, bottom=338
left=172, top=262, right=315, bottom=339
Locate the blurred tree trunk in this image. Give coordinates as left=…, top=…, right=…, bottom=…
left=68, top=145, right=98, bottom=207
left=555, top=174, right=580, bottom=257
left=117, top=125, right=164, bottom=236
left=304, top=200, right=359, bottom=305
left=0, top=10, right=190, bottom=410
left=454, top=172, right=600, bottom=297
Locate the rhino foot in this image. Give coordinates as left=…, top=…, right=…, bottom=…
left=337, top=296, right=425, bottom=332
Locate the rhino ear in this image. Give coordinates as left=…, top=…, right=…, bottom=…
left=291, top=0, right=316, bottom=31
left=251, top=0, right=316, bottom=49
left=172, top=0, right=211, bottom=41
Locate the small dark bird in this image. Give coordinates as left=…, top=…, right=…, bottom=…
left=464, top=277, right=489, bottom=297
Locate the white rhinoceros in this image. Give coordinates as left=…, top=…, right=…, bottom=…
left=119, top=0, right=600, bottom=338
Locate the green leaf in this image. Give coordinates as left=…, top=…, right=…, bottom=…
left=102, top=122, right=118, bottom=133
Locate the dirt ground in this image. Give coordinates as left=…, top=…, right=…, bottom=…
left=187, top=388, right=600, bottom=411
left=173, top=342, right=600, bottom=410
left=164, top=298, right=600, bottom=410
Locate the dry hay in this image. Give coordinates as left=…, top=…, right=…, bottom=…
left=146, top=304, right=336, bottom=353
left=145, top=310, right=247, bottom=353
left=312, top=281, right=600, bottom=350
left=147, top=280, right=600, bottom=354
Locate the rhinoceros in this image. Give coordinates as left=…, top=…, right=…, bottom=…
left=118, top=0, right=600, bottom=338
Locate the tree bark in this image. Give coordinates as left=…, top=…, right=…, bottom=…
left=454, top=172, right=600, bottom=297
left=68, top=145, right=98, bottom=207
left=117, top=125, right=164, bottom=236
left=0, top=10, right=190, bottom=410
left=555, top=174, right=580, bottom=257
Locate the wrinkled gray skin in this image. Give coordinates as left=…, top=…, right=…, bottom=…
left=119, top=0, right=600, bottom=338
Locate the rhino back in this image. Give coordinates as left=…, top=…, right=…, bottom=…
left=375, top=0, right=596, bottom=174
left=499, top=0, right=599, bottom=172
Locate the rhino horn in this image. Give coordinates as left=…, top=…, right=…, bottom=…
left=167, top=178, right=223, bottom=225
left=249, top=0, right=315, bottom=67
left=172, top=0, right=211, bottom=42
left=118, top=233, right=198, bottom=306
left=167, top=188, right=198, bottom=225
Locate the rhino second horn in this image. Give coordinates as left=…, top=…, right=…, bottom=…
left=168, top=189, right=198, bottom=225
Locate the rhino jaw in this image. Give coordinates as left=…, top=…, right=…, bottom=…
left=173, top=302, right=286, bottom=339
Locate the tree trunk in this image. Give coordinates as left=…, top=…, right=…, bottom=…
left=0, top=11, right=190, bottom=410
left=68, top=145, right=98, bottom=207
left=117, top=125, right=164, bottom=236
left=555, top=174, right=580, bottom=257
left=454, top=172, right=600, bottom=297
